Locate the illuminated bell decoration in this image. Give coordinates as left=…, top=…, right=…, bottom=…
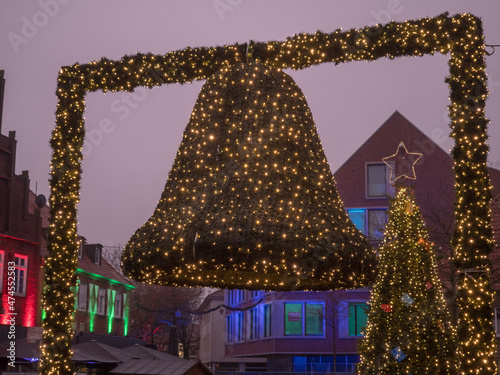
left=122, top=63, right=376, bottom=291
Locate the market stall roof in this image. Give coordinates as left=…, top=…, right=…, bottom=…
left=72, top=341, right=131, bottom=364
left=0, top=339, right=40, bottom=360
left=110, top=357, right=211, bottom=375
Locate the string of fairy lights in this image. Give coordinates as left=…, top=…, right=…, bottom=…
left=41, top=12, right=494, bottom=375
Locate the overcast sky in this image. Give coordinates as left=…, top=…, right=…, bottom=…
left=1, top=0, right=499, bottom=247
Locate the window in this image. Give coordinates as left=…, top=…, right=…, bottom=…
left=285, top=302, right=324, bottom=336
left=368, top=209, right=388, bottom=240
left=107, top=289, right=116, bottom=316
left=293, top=355, right=360, bottom=374
left=88, top=284, right=99, bottom=314
left=0, top=250, right=4, bottom=294
left=305, top=303, right=324, bottom=335
left=95, top=247, right=101, bottom=265
left=347, top=208, right=388, bottom=240
left=335, top=355, right=360, bottom=373
left=366, top=162, right=395, bottom=198
left=348, top=302, right=368, bottom=337
left=78, top=239, right=84, bottom=259
left=285, top=303, right=303, bottom=335
left=235, top=311, right=244, bottom=342
left=226, top=290, right=236, bottom=306
left=250, top=290, right=262, bottom=299
left=97, top=288, right=106, bottom=315
left=347, top=209, right=366, bottom=234
left=263, top=304, right=272, bottom=338
left=226, top=314, right=234, bottom=343
left=14, top=254, right=28, bottom=296
left=114, top=292, right=122, bottom=318
left=233, top=289, right=245, bottom=304
left=248, top=307, right=258, bottom=340
left=78, top=282, right=87, bottom=311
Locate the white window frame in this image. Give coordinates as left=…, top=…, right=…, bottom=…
left=14, top=254, right=28, bottom=296
left=78, top=282, right=87, bottom=311
left=97, top=288, right=106, bottom=315
left=365, top=162, right=395, bottom=199
left=114, top=292, right=122, bottom=319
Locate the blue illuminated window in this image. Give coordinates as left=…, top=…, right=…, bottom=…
left=347, top=209, right=366, bottom=234
left=347, top=208, right=387, bottom=240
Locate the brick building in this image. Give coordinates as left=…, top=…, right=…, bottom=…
left=73, top=238, right=134, bottom=337
left=0, top=128, right=48, bottom=329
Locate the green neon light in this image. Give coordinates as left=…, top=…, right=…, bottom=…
left=123, top=295, right=129, bottom=336
left=108, top=290, right=116, bottom=334
left=88, top=284, right=96, bottom=332
left=76, top=268, right=135, bottom=290
left=124, top=314, right=129, bottom=336
left=89, top=312, right=95, bottom=332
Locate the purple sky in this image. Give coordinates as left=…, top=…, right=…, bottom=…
left=1, top=0, right=499, bottom=247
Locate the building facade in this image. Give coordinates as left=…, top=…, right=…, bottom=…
left=0, top=130, right=49, bottom=329
left=73, top=238, right=135, bottom=337
left=222, top=289, right=368, bottom=374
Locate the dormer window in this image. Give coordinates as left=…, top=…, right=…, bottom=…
left=78, top=240, right=84, bottom=259
left=95, top=247, right=101, bottom=266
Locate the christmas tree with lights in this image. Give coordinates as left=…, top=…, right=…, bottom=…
left=358, top=187, right=457, bottom=375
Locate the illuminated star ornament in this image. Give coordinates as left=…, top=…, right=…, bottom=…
left=382, top=141, right=423, bottom=183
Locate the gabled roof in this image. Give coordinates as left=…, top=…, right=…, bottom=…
left=335, top=110, right=452, bottom=175
left=334, top=111, right=456, bottom=211
left=78, top=245, right=134, bottom=289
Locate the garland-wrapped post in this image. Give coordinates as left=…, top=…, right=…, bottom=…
left=447, top=15, right=496, bottom=375
left=41, top=13, right=495, bottom=375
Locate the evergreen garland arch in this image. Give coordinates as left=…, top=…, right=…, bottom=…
left=42, top=12, right=495, bottom=375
